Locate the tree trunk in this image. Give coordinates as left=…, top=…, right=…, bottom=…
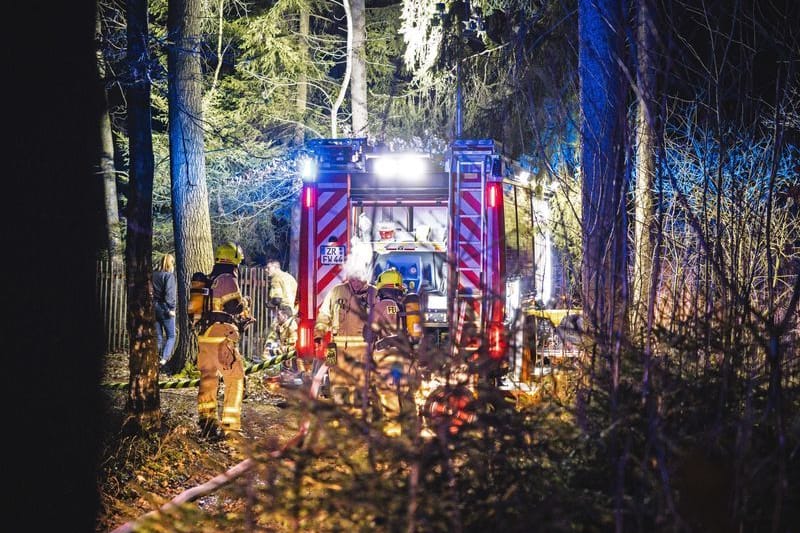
left=579, top=0, right=629, bottom=529
left=289, top=9, right=309, bottom=277
left=579, top=0, right=629, bottom=353
left=100, top=109, right=124, bottom=265
left=330, top=0, right=353, bottom=137
left=125, top=0, right=161, bottom=432
left=350, top=0, right=368, bottom=139
left=289, top=198, right=301, bottom=279
left=293, top=9, right=309, bottom=146
left=12, top=1, right=105, bottom=527
left=95, top=13, right=123, bottom=266
left=168, top=0, right=214, bottom=370
left=631, top=0, right=657, bottom=338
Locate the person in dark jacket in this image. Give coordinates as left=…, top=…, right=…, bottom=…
left=153, top=253, right=177, bottom=368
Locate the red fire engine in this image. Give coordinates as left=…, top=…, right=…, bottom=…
left=294, top=137, right=579, bottom=407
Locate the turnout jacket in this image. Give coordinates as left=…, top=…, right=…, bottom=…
left=195, top=263, right=252, bottom=329
left=269, top=269, right=298, bottom=308
left=314, top=279, right=375, bottom=341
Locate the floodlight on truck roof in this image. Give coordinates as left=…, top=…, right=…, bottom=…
left=368, top=153, right=429, bottom=180
left=299, top=156, right=316, bottom=181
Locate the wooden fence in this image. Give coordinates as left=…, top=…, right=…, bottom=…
left=96, top=258, right=128, bottom=353
left=96, top=257, right=273, bottom=360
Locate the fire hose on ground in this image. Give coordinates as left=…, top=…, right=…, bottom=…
left=105, top=351, right=491, bottom=530
left=109, top=361, right=330, bottom=533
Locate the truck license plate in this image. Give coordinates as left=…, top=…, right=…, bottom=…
left=320, top=245, right=346, bottom=264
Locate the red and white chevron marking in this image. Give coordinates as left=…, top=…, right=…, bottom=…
left=457, top=189, right=482, bottom=294
left=460, top=188, right=481, bottom=215
left=315, top=186, right=349, bottom=305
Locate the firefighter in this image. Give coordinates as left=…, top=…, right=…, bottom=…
left=313, top=271, right=375, bottom=407
left=192, top=242, right=255, bottom=440
left=261, top=304, right=304, bottom=387
left=371, top=268, right=416, bottom=437
left=265, top=258, right=298, bottom=330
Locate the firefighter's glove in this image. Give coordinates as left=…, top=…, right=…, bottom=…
left=264, top=341, right=278, bottom=358
left=236, top=314, right=256, bottom=332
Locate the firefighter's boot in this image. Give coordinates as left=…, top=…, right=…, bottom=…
left=198, top=390, right=220, bottom=439
left=199, top=415, right=222, bottom=440
left=220, top=376, right=244, bottom=434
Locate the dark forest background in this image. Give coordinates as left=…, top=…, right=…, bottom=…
left=7, top=0, right=799, bottom=531
left=9, top=1, right=107, bottom=531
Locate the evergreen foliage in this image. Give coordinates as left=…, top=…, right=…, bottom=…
left=95, top=1, right=798, bottom=531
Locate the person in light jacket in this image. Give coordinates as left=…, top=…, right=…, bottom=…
left=266, top=259, right=298, bottom=309
left=313, top=272, right=375, bottom=406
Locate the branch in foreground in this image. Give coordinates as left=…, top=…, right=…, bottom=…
left=110, top=364, right=329, bottom=533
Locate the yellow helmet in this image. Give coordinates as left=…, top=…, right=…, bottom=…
left=214, top=242, right=244, bottom=265
left=376, top=268, right=403, bottom=290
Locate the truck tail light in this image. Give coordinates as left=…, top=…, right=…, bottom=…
left=487, top=182, right=500, bottom=208
left=297, top=319, right=315, bottom=358
left=304, top=186, right=314, bottom=208
left=487, top=321, right=506, bottom=360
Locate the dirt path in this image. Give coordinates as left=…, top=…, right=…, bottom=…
left=98, top=354, right=309, bottom=532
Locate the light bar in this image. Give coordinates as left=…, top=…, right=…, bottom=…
left=369, top=154, right=429, bottom=181
left=427, top=295, right=447, bottom=310
left=373, top=156, right=396, bottom=178
left=401, top=154, right=426, bottom=177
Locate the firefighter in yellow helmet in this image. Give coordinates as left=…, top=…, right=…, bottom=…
left=371, top=267, right=416, bottom=437
left=191, top=242, right=255, bottom=440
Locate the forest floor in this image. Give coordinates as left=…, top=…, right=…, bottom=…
left=96, top=352, right=580, bottom=532
left=96, top=353, right=306, bottom=532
